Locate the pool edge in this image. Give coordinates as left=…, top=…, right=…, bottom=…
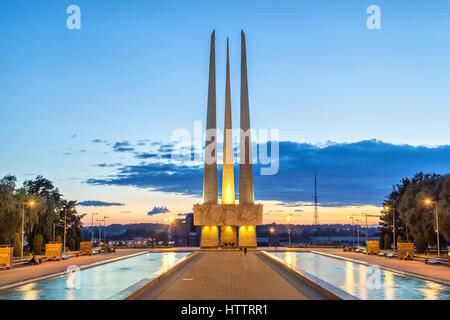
left=121, top=251, right=200, bottom=300
left=260, top=251, right=359, bottom=300
left=0, top=250, right=151, bottom=293
left=309, top=250, right=450, bottom=287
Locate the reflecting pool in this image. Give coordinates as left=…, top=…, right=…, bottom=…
left=0, top=252, right=191, bottom=300
left=266, top=251, right=450, bottom=300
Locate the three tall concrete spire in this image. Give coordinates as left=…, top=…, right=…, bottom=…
left=202, top=30, right=254, bottom=205
left=195, top=30, right=263, bottom=248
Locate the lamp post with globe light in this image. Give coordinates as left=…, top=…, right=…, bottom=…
left=21, top=200, right=36, bottom=258
left=425, top=198, right=440, bottom=259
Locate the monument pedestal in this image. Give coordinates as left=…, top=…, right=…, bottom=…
left=194, top=203, right=263, bottom=248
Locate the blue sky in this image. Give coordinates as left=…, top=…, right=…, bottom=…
left=1, top=0, right=449, bottom=224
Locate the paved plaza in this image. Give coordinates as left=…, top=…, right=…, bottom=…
left=137, top=250, right=326, bottom=300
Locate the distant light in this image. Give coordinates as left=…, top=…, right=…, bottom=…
left=28, top=200, right=36, bottom=207
left=249, top=226, right=253, bottom=230
left=425, top=199, right=432, bottom=205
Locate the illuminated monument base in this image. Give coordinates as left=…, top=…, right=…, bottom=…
left=194, top=204, right=263, bottom=248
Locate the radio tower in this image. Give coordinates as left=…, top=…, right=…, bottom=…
left=314, top=170, right=319, bottom=225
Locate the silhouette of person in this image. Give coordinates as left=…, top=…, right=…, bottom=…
left=244, top=247, right=247, bottom=255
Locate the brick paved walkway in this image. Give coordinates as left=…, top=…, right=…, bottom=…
left=137, top=250, right=325, bottom=300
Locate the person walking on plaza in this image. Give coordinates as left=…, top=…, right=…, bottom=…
left=244, top=247, right=247, bottom=256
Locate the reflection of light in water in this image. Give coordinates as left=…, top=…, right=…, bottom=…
left=358, top=265, right=367, bottom=300
left=421, top=281, right=442, bottom=300
left=17, top=282, right=40, bottom=300
left=284, top=252, right=296, bottom=269
left=161, top=252, right=176, bottom=271
left=344, top=261, right=355, bottom=296
left=384, top=271, right=394, bottom=300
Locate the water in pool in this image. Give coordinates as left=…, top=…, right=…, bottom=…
left=267, top=251, right=450, bottom=300
left=0, top=252, right=191, bottom=300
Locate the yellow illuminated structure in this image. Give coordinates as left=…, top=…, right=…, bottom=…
left=194, top=31, right=263, bottom=248
left=201, top=226, right=219, bottom=248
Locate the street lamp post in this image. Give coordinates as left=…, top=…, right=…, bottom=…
left=90, top=213, right=98, bottom=244
left=269, top=227, right=275, bottom=247
left=356, top=219, right=360, bottom=247
left=286, top=216, right=292, bottom=247
left=361, top=213, right=368, bottom=246
left=167, top=217, right=174, bottom=246
left=64, top=207, right=74, bottom=253
left=347, top=216, right=355, bottom=247
left=425, top=199, right=440, bottom=259
left=384, top=205, right=396, bottom=252
left=21, top=200, right=36, bottom=259
left=103, top=216, right=109, bottom=246
left=97, top=219, right=104, bottom=246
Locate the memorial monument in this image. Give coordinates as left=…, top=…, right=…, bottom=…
left=193, top=30, right=263, bottom=248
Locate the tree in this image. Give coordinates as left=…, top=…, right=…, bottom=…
left=384, top=234, right=391, bottom=250
left=13, top=233, right=21, bottom=257
left=379, top=172, right=449, bottom=250
left=69, top=238, right=76, bottom=251
left=33, top=234, right=43, bottom=255
left=415, top=234, right=426, bottom=253
left=0, top=176, right=21, bottom=244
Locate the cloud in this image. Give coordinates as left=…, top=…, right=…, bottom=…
left=77, top=200, right=125, bottom=207
left=112, top=141, right=134, bottom=152
left=86, top=140, right=450, bottom=207
left=92, top=139, right=107, bottom=143
left=147, top=206, right=170, bottom=215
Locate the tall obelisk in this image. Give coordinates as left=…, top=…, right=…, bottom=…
left=220, top=38, right=237, bottom=246
left=199, top=30, right=219, bottom=248
left=239, top=30, right=254, bottom=205
left=222, top=38, right=235, bottom=205
left=203, top=30, right=218, bottom=205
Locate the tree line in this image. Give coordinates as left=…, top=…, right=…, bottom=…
left=0, top=175, right=85, bottom=256
left=379, top=172, right=450, bottom=253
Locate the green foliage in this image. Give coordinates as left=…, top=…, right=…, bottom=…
left=379, top=173, right=449, bottom=246
left=384, top=234, right=391, bottom=250
left=69, top=238, right=76, bottom=251
left=415, top=234, right=426, bottom=253
left=0, top=175, right=85, bottom=249
left=33, top=234, right=43, bottom=255
left=379, top=235, right=385, bottom=249
left=13, top=233, right=21, bottom=257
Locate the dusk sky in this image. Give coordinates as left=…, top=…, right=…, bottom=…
left=1, top=0, right=449, bottom=226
